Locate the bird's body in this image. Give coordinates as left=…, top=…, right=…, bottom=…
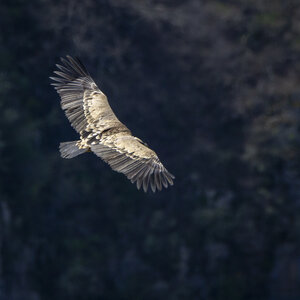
left=51, top=55, right=174, bottom=192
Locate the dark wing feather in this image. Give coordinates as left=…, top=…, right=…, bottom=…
left=50, top=55, right=125, bottom=134
left=91, top=136, right=174, bottom=192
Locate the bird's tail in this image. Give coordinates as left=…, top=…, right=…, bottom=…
left=59, top=141, right=87, bottom=159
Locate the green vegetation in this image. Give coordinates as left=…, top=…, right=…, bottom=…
left=0, top=0, right=300, bottom=299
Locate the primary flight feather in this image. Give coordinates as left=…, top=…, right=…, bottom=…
left=50, top=55, right=174, bottom=192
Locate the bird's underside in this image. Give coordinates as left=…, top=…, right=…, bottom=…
left=50, top=55, right=174, bottom=192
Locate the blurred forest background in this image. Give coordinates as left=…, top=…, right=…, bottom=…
left=1, top=0, right=300, bottom=299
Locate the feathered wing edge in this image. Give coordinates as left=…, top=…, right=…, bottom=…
left=50, top=56, right=95, bottom=133
left=91, top=143, right=175, bottom=193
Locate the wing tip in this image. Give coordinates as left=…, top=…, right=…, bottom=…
left=51, top=55, right=89, bottom=86
left=132, top=167, right=174, bottom=193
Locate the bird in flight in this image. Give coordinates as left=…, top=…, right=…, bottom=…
left=50, top=56, right=174, bottom=192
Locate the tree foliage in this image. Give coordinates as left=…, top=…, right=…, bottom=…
left=0, top=0, right=300, bottom=299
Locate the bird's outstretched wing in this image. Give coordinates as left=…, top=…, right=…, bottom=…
left=91, top=136, right=174, bottom=192
left=50, top=55, right=125, bottom=134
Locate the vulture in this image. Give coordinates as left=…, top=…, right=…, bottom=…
left=50, top=55, right=174, bottom=192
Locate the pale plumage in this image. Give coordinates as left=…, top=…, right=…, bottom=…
left=50, top=55, right=174, bottom=192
